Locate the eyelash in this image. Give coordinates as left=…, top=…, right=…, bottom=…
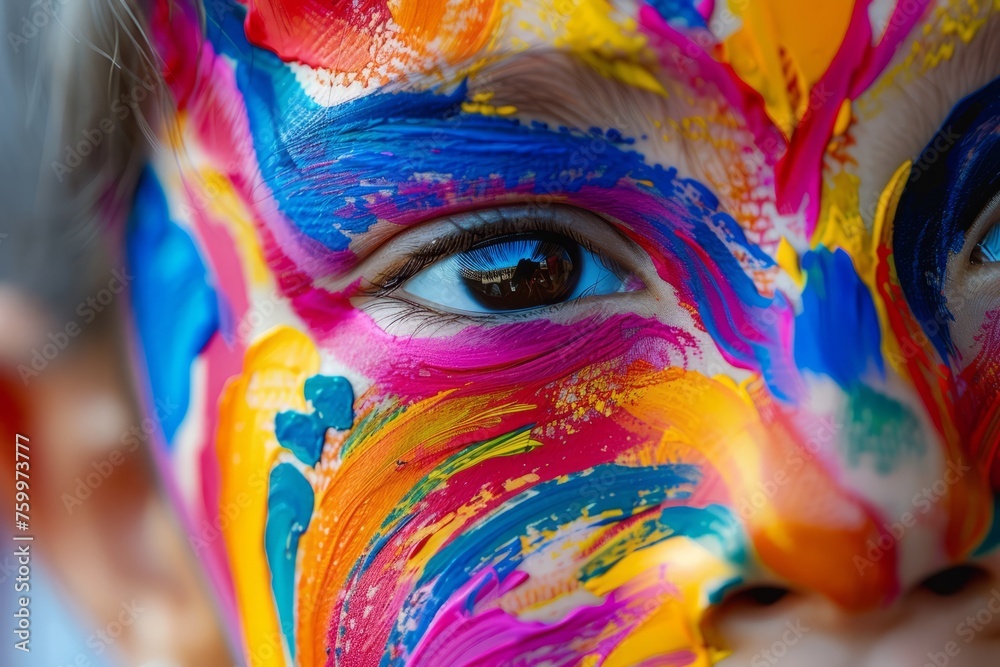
left=358, top=212, right=623, bottom=303
left=359, top=292, right=582, bottom=334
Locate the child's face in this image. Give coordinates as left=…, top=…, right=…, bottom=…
left=138, top=0, right=1000, bottom=664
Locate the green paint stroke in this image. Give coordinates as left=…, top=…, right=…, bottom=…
left=845, top=386, right=925, bottom=474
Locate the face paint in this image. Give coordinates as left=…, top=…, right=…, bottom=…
left=133, top=1, right=1000, bottom=665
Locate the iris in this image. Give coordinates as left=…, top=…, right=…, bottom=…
left=403, top=231, right=635, bottom=314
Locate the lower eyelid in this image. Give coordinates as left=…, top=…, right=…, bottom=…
left=356, top=291, right=647, bottom=337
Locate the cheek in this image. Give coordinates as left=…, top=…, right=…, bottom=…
left=291, top=320, right=740, bottom=664
left=253, top=312, right=890, bottom=661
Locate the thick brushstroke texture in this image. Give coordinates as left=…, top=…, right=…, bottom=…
left=637, top=0, right=932, bottom=231
left=203, top=5, right=805, bottom=400
left=285, top=354, right=776, bottom=665
left=893, top=75, right=1000, bottom=361
left=127, top=167, right=219, bottom=445
left=137, top=3, right=1000, bottom=667
left=405, top=569, right=645, bottom=667
left=245, top=0, right=499, bottom=80
left=305, top=375, right=354, bottom=429
left=266, top=462, right=316, bottom=661
left=383, top=464, right=701, bottom=648
left=276, top=375, right=355, bottom=465
left=870, top=165, right=993, bottom=561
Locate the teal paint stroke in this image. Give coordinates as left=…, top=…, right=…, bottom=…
left=265, top=463, right=314, bottom=661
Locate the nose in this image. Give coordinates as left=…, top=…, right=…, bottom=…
left=710, top=353, right=1000, bottom=664
left=710, top=558, right=1000, bottom=666
left=732, top=373, right=994, bottom=609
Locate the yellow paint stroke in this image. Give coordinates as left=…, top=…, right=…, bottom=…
left=215, top=326, right=320, bottom=667
left=858, top=0, right=993, bottom=118
left=295, top=388, right=538, bottom=665
left=192, top=167, right=270, bottom=286
left=868, top=162, right=912, bottom=378
left=550, top=0, right=667, bottom=96
left=504, top=472, right=541, bottom=491
left=775, top=236, right=803, bottom=287
left=721, top=0, right=854, bottom=137
left=620, top=365, right=892, bottom=610
left=592, top=537, right=738, bottom=667
left=832, top=98, right=852, bottom=136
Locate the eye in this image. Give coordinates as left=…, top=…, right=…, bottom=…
left=401, top=231, right=638, bottom=314
left=970, top=219, right=1000, bottom=264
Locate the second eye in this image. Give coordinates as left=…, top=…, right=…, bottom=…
left=401, top=232, right=640, bottom=314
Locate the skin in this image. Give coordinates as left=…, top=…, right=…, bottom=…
left=132, top=0, right=999, bottom=664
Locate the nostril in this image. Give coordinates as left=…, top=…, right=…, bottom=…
left=919, top=565, right=991, bottom=597
left=719, top=585, right=794, bottom=610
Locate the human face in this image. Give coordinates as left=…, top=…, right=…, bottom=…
left=135, top=0, right=1000, bottom=664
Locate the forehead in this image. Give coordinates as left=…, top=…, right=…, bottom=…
left=188, top=0, right=993, bottom=280
left=243, top=0, right=862, bottom=121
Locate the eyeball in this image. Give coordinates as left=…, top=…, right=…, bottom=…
left=402, top=232, right=640, bottom=314
left=971, top=219, right=999, bottom=264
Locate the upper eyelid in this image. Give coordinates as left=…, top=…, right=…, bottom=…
left=967, top=190, right=1000, bottom=263
left=353, top=205, right=647, bottom=294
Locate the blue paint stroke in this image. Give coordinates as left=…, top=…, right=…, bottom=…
left=127, top=167, right=219, bottom=445
left=794, top=247, right=884, bottom=389
left=580, top=503, right=746, bottom=581
left=645, top=0, right=709, bottom=28
left=274, top=411, right=326, bottom=466
left=893, top=75, right=1000, bottom=361
left=344, top=462, right=747, bottom=664
left=305, top=375, right=354, bottom=429
left=204, top=2, right=795, bottom=400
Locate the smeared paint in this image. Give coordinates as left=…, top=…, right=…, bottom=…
left=844, top=385, right=925, bottom=474
left=127, top=167, right=219, bottom=445
left=137, top=2, right=1000, bottom=667
left=305, top=376, right=354, bottom=429
left=794, top=247, right=884, bottom=389
left=266, top=462, right=315, bottom=661
left=893, top=74, right=1000, bottom=361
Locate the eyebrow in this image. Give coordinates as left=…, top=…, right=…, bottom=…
left=459, top=49, right=685, bottom=142
left=209, top=16, right=703, bottom=254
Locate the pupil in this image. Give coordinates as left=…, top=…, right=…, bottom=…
left=458, top=233, right=581, bottom=311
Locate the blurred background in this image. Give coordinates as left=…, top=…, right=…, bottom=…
left=0, top=1, right=233, bottom=664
